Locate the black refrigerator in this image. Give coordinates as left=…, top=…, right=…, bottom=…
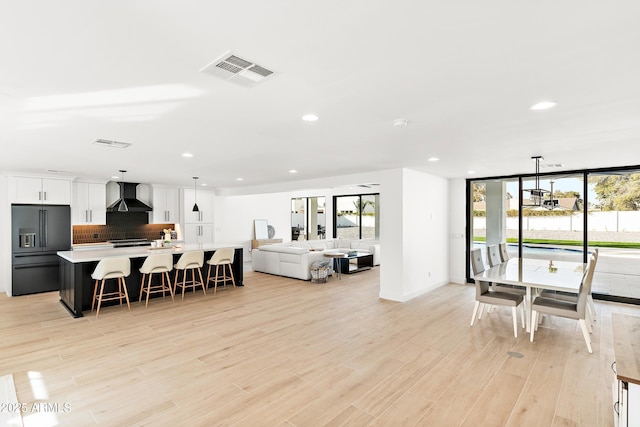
left=11, top=204, right=71, bottom=295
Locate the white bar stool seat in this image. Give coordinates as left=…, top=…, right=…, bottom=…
left=91, top=257, right=131, bottom=317
left=139, top=253, right=174, bottom=307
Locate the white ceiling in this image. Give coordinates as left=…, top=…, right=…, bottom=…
left=2, top=1, right=640, bottom=192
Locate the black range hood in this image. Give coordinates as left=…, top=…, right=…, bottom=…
left=106, top=182, right=152, bottom=213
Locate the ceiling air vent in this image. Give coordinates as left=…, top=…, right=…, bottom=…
left=200, top=51, right=275, bottom=88
left=92, top=138, right=132, bottom=149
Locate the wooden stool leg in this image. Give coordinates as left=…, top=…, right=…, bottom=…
left=121, top=277, right=131, bottom=310
left=166, top=272, right=175, bottom=301
left=161, top=273, right=166, bottom=298
left=139, top=274, right=146, bottom=303
left=92, top=279, right=99, bottom=311
left=173, top=271, right=178, bottom=296
left=145, top=273, right=152, bottom=307
left=96, top=279, right=106, bottom=317
left=182, top=270, right=186, bottom=300
left=118, top=278, right=123, bottom=306
left=198, top=267, right=206, bottom=295
left=214, top=264, right=220, bottom=295
left=229, top=264, right=236, bottom=288
left=206, top=264, right=212, bottom=288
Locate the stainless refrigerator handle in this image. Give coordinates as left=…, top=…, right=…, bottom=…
left=42, top=210, right=48, bottom=247
left=38, top=209, right=43, bottom=247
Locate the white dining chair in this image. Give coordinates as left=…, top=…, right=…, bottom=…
left=530, top=254, right=596, bottom=353
left=539, top=251, right=598, bottom=324
left=499, top=242, right=509, bottom=262
left=470, top=249, right=525, bottom=337
left=487, top=245, right=502, bottom=267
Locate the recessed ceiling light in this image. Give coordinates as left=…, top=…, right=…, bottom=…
left=393, top=119, right=408, bottom=127
left=428, top=157, right=439, bottom=162
left=302, top=114, right=318, bottom=122
left=289, top=169, right=298, bottom=174
left=530, top=101, right=557, bottom=110
left=236, top=177, right=244, bottom=181
left=111, top=175, right=120, bottom=179
left=467, top=170, right=476, bottom=174
left=182, top=152, right=193, bottom=157
left=201, top=183, right=207, bottom=186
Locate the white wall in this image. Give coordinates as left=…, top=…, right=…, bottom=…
left=213, top=192, right=291, bottom=260
left=448, top=178, right=467, bottom=284
left=379, top=168, right=450, bottom=301
left=0, top=175, right=9, bottom=294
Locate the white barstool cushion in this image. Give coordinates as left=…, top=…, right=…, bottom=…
left=174, top=251, right=204, bottom=270
left=207, top=247, right=234, bottom=266
left=92, top=257, right=131, bottom=280
left=140, top=253, right=173, bottom=274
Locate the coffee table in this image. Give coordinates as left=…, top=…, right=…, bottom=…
left=324, top=251, right=373, bottom=280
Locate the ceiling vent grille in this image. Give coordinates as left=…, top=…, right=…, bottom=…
left=200, top=51, right=275, bottom=88
left=92, top=138, right=132, bottom=149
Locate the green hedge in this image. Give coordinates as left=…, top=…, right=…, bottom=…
left=473, top=236, right=640, bottom=249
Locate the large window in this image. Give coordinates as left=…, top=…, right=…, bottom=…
left=467, top=166, right=640, bottom=303
left=334, top=193, right=379, bottom=240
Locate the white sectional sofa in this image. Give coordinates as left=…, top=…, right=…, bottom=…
left=251, top=238, right=380, bottom=281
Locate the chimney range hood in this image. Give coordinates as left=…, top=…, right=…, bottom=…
left=106, top=182, right=152, bottom=213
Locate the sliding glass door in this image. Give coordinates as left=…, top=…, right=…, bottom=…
left=520, top=174, right=584, bottom=262
left=587, top=170, right=640, bottom=299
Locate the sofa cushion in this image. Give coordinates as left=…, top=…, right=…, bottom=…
left=309, top=241, right=328, bottom=250
left=291, top=241, right=311, bottom=249
left=259, top=245, right=308, bottom=255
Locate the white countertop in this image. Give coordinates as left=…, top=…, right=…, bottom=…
left=58, top=243, right=243, bottom=263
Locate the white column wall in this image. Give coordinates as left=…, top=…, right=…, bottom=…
left=485, top=181, right=506, bottom=247
left=378, top=168, right=449, bottom=301
left=448, top=178, right=467, bottom=284
left=0, top=175, right=9, bottom=294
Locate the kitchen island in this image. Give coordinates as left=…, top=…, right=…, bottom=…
left=57, top=244, right=244, bottom=318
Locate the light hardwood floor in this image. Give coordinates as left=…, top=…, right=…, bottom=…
left=1, top=268, right=639, bottom=426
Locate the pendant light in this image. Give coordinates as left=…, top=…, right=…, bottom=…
left=523, top=156, right=550, bottom=209
left=192, top=177, right=200, bottom=212
left=117, top=170, right=128, bottom=212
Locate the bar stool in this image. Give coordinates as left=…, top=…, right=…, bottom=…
left=91, top=257, right=131, bottom=317
left=173, top=251, right=206, bottom=300
left=206, top=248, right=236, bottom=295
left=139, top=253, right=174, bottom=307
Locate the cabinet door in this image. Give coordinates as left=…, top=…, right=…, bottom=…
left=183, top=188, right=214, bottom=223
left=150, top=187, right=180, bottom=224
left=165, top=188, right=180, bottom=223
left=42, top=178, right=72, bottom=205
left=86, top=183, right=106, bottom=224
left=10, top=177, right=43, bottom=204
left=72, top=182, right=90, bottom=224
left=72, top=182, right=106, bottom=225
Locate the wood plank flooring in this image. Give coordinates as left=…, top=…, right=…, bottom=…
left=1, top=267, right=639, bottom=426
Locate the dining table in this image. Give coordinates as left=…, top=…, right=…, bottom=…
left=474, top=257, right=587, bottom=332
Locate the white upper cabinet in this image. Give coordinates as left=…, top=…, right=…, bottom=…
left=183, top=188, right=214, bottom=223
left=72, top=181, right=106, bottom=225
left=9, top=176, right=72, bottom=205
left=149, top=186, right=180, bottom=224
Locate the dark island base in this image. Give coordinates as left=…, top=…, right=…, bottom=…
left=59, top=248, right=243, bottom=318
